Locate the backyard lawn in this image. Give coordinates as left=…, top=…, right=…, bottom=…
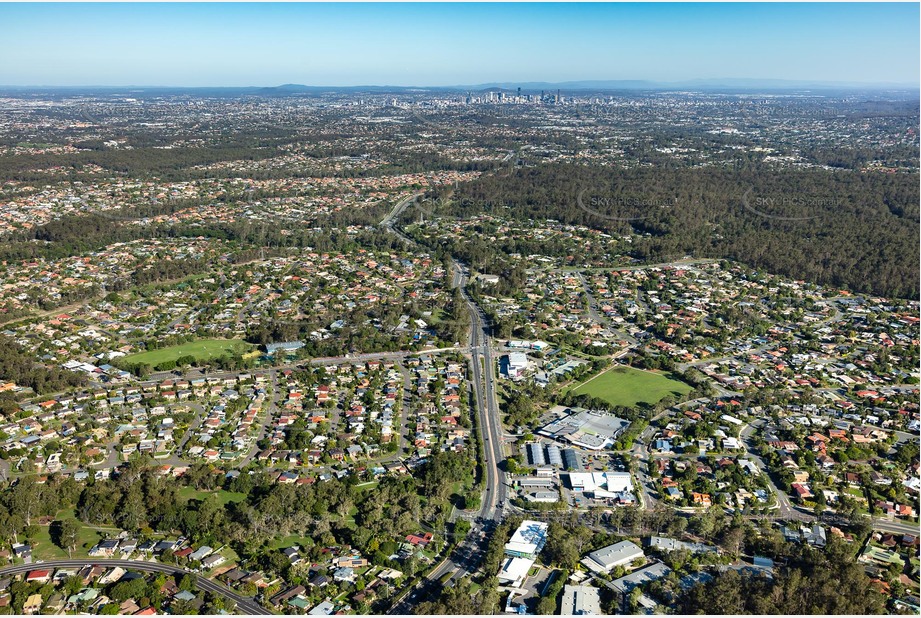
left=269, top=535, right=317, bottom=550
left=33, top=513, right=116, bottom=559
left=569, top=366, right=692, bottom=408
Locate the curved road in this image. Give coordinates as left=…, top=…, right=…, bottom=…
left=0, top=559, right=270, bottom=614
left=381, top=191, right=425, bottom=244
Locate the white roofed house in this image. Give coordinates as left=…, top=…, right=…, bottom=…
left=189, top=546, right=213, bottom=562
left=201, top=553, right=226, bottom=570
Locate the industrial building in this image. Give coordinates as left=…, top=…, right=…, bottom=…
left=527, top=442, right=546, bottom=466
left=563, top=449, right=582, bottom=471
left=546, top=444, right=563, bottom=467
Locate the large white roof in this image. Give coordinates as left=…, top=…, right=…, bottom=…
left=504, top=520, right=548, bottom=555
left=586, top=540, right=644, bottom=570
left=498, top=556, right=534, bottom=586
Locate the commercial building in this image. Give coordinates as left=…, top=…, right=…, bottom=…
left=516, top=476, right=555, bottom=490
left=568, top=471, right=633, bottom=496
left=265, top=341, right=305, bottom=355
left=647, top=536, right=717, bottom=554
left=498, top=520, right=550, bottom=589
left=498, top=556, right=534, bottom=588
left=581, top=540, right=645, bottom=573
left=507, top=340, right=550, bottom=351
left=525, top=490, right=560, bottom=503
left=502, top=352, right=530, bottom=378
left=560, top=584, right=602, bottom=615
left=611, top=562, right=672, bottom=593
left=539, top=407, right=630, bottom=450
left=504, top=520, right=549, bottom=559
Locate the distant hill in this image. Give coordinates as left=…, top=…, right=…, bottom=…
left=242, top=78, right=921, bottom=97
left=1, top=78, right=916, bottom=99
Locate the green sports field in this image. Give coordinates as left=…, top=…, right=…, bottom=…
left=121, top=339, right=253, bottom=366
left=569, top=366, right=692, bottom=408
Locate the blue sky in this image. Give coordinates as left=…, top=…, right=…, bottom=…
left=1, top=3, right=918, bottom=87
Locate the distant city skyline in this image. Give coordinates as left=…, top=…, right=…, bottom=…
left=1, top=2, right=918, bottom=88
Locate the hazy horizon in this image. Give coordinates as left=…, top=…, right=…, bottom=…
left=1, top=3, right=918, bottom=88
left=1, top=77, right=919, bottom=90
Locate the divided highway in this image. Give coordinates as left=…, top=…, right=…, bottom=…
left=382, top=195, right=510, bottom=613
left=380, top=191, right=425, bottom=244
left=465, top=268, right=510, bottom=524
left=388, top=263, right=509, bottom=613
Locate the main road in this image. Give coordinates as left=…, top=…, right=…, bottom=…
left=461, top=263, right=509, bottom=524
left=381, top=191, right=425, bottom=244
left=0, top=559, right=270, bottom=615
left=382, top=194, right=510, bottom=613
left=380, top=193, right=508, bottom=530
left=387, top=263, right=509, bottom=613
